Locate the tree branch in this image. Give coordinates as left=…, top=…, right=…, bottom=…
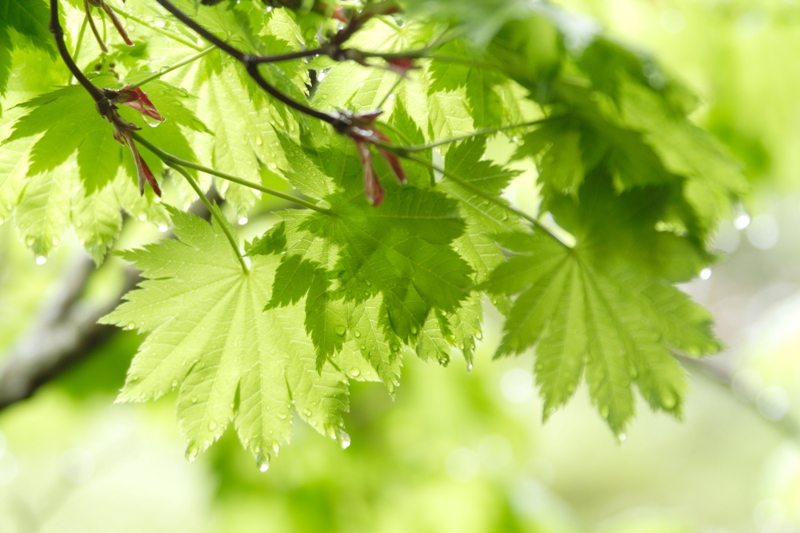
left=0, top=257, right=138, bottom=410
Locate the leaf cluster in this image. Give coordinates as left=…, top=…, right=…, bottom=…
left=0, top=0, right=747, bottom=465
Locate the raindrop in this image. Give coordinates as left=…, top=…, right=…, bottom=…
left=353, top=330, right=362, bottom=338
left=154, top=20, right=165, bottom=28
left=35, top=256, right=47, bottom=265
left=349, top=368, right=361, bottom=378
left=138, top=214, right=147, bottom=222
left=51, top=237, right=60, bottom=246
left=74, top=221, right=82, bottom=227
left=511, top=136, right=518, bottom=143
left=618, top=433, right=627, bottom=442
left=699, top=268, right=712, bottom=280
left=255, top=137, right=263, bottom=146
left=303, top=409, right=312, bottom=417
left=171, top=379, right=178, bottom=388
left=158, top=224, right=168, bottom=232
left=466, top=363, right=473, bottom=372
left=338, top=430, right=351, bottom=449
left=734, top=213, right=751, bottom=230
left=191, top=396, right=198, bottom=404
left=334, top=325, right=346, bottom=336
left=475, top=331, right=483, bottom=340
left=410, top=326, right=418, bottom=335
left=185, top=444, right=199, bottom=462
left=209, top=421, right=217, bottom=431
left=25, top=236, right=35, bottom=246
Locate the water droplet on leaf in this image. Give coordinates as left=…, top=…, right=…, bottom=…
left=334, top=325, right=346, bottom=336
left=338, top=430, right=351, bottom=449
left=36, top=256, right=47, bottom=265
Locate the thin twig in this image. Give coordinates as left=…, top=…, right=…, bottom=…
left=133, top=133, right=332, bottom=215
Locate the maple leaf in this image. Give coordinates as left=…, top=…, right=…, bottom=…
left=101, top=208, right=368, bottom=468
left=484, top=172, right=722, bottom=435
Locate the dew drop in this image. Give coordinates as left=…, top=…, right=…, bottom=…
left=255, top=137, right=263, bottom=146
left=359, top=343, right=366, bottom=350
left=338, top=430, right=351, bottom=449
left=272, top=443, right=280, bottom=454
left=171, top=379, right=178, bottom=388
left=334, top=325, right=346, bottom=336
left=192, top=396, right=198, bottom=404
left=311, top=420, right=317, bottom=427
left=353, top=330, right=362, bottom=338
left=256, top=452, right=270, bottom=472
left=410, top=326, right=418, bottom=335
left=154, top=20, right=165, bottom=28
left=618, top=433, right=627, bottom=442
left=365, top=280, right=372, bottom=287
left=511, top=135, right=519, bottom=143
left=51, top=237, right=60, bottom=246
left=238, top=217, right=248, bottom=226
left=75, top=221, right=82, bottom=227
left=35, top=256, right=47, bottom=265
left=278, top=413, right=288, bottom=420
left=303, top=409, right=312, bottom=417
left=138, top=214, right=147, bottom=222
left=466, top=363, right=473, bottom=372
left=209, top=421, right=217, bottom=431
left=25, top=236, right=35, bottom=246
left=185, top=444, right=199, bottom=462
left=158, top=224, right=168, bottom=232
left=349, top=368, right=361, bottom=378
left=475, top=331, right=483, bottom=340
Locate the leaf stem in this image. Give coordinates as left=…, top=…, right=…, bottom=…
left=49, top=0, right=104, bottom=102
left=380, top=117, right=555, bottom=153
left=400, top=153, right=568, bottom=247
left=132, top=133, right=332, bottom=215
left=115, top=9, right=204, bottom=51
left=169, top=163, right=250, bottom=273
left=127, top=46, right=215, bottom=90
left=68, top=15, right=90, bottom=85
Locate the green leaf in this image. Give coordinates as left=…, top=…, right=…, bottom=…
left=5, top=76, right=203, bottom=193
left=101, top=208, right=356, bottom=466
left=486, top=228, right=718, bottom=435
left=0, top=0, right=54, bottom=97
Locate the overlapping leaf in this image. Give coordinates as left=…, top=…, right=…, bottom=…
left=102, top=208, right=370, bottom=468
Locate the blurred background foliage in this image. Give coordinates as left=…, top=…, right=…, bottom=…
left=3, top=0, right=800, bottom=532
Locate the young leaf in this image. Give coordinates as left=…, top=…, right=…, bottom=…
left=102, top=208, right=358, bottom=465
